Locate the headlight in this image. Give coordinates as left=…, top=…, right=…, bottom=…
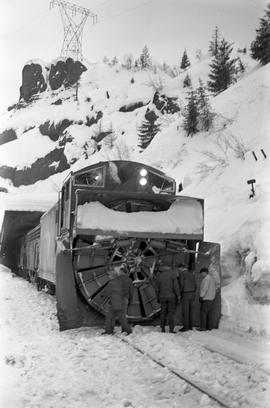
left=140, top=168, right=148, bottom=177
left=139, top=177, right=147, bottom=186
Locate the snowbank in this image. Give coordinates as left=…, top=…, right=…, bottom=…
left=221, top=276, right=270, bottom=336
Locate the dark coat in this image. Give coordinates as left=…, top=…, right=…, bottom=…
left=179, top=269, right=196, bottom=298
left=120, top=273, right=134, bottom=305
left=156, top=269, right=180, bottom=301
left=105, top=276, right=129, bottom=310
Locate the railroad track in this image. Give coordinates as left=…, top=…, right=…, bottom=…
left=116, top=333, right=232, bottom=408
left=189, top=330, right=270, bottom=376
left=115, top=331, right=270, bottom=408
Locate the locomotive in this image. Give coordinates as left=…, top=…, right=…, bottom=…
left=0, top=160, right=221, bottom=330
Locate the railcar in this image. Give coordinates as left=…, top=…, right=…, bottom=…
left=0, top=160, right=221, bottom=330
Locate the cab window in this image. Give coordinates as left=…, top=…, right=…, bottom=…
left=74, top=166, right=105, bottom=187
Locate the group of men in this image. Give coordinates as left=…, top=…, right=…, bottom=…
left=156, top=265, right=217, bottom=333
left=102, top=263, right=218, bottom=335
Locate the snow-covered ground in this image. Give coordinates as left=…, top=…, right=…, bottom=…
left=1, top=265, right=270, bottom=408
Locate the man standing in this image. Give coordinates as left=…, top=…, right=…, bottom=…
left=103, top=266, right=132, bottom=335
left=156, top=265, right=181, bottom=333
left=119, top=264, right=134, bottom=317
left=179, top=266, right=196, bottom=332
left=199, top=267, right=216, bottom=331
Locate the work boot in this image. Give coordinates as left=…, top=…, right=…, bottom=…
left=179, top=327, right=188, bottom=332
left=161, top=326, right=165, bottom=333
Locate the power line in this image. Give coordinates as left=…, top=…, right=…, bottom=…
left=98, top=0, right=155, bottom=24
left=2, top=8, right=50, bottom=39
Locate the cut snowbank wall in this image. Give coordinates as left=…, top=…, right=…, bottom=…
left=221, top=276, right=270, bottom=336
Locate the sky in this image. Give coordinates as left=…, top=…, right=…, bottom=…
left=0, top=0, right=268, bottom=110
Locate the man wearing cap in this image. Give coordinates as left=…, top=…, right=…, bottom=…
left=155, top=265, right=181, bottom=333
left=103, top=266, right=132, bottom=335
left=178, top=266, right=197, bottom=332
left=198, top=267, right=216, bottom=331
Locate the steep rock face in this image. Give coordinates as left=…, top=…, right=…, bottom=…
left=19, top=58, right=87, bottom=103
left=49, top=58, right=87, bottom=90
left=0, top=129, right=17, bottom=146
left=0, top=148, right=69, bottom=186
left=19, top=63, right=48, bottom=102
left=152, top=91, right=180, bottom=114
left=119, top=101, right=146, bottom=112
left=39, top=119, right=73, bottom=142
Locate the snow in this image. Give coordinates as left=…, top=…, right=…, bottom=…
left=0, top=53, right=270, bottom=336
left=0, top=127, right=56, bottom=169
left=77, top=198, right=203, bottom=236
left=221, top=276, right=270, bottom=334
left=1, top=265, right=269, bottom=408
left=63, top=124, right=97, bottom=164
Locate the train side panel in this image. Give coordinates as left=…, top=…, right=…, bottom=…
left=18, top=225, right=40, bottom=279
left=39, top=204, right=58, bottom=284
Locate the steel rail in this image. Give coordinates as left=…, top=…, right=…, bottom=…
left=116, top=334, right=233, bottom=408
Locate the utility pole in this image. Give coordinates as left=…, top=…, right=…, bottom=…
left=50, top=0, right=97, bottom=61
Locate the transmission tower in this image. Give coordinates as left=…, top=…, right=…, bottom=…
left=50, top=0, right=97, bottom=61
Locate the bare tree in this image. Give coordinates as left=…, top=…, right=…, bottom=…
left=123, top=53, right=134, bottom=70
left=197, top=133, right=248, bottom=178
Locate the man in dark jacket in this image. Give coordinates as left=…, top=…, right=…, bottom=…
left=156, top=265, right=181, bottom=333
left=119, top=264, right=134, bottom=314
left=103, top=266, right=132, bottom=335
left=178, top=266, right=197, bottom=332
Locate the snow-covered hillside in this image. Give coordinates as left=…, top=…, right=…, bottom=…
left=0, top=54, right=269, bottom=334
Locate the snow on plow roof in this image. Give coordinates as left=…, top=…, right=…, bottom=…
left=76, top=198, right=204, bottom=239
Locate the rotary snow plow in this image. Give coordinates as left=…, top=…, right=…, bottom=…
left=0, top=160, right=220, bottom=331
left=53, top=160, right=221, bottom=330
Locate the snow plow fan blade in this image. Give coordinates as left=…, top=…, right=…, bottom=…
left=73, top=237, right=188, bottom=323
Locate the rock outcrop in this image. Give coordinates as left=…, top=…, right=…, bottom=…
left=152, top=91, right=180, bottom=114
left=49, top=58, right=87, bottom=90
left=19, top=58, right=87, bottom=103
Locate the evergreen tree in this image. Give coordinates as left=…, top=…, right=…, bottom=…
left=138, top=110, right=160, bottom=150
left=196, top=79, right=213, bottom=131
left=134, top=59, right=140, bottom=69
left=111, top=56, right=118, bottom=65
left=209, top=26, right=220, bottom=57
left=140, top=45, right=152, bottom=69
left=195, top=48, right=203, bottom=61
left=236, top=57, right=245, bottom=75
left=123, top=53, right=134, bottom=70
left=250, top=4, right=270, bottom=65
left=162, top=62, right=170, bottom=73
left=182, top=88, right=199, bottom=136
left=180, top=49, right=191, bottom=70
left=103, top=131, right=117, bottom=149
left=208, top=38, right=237, bottom=95
left=183, top=73, right=192, bottom=88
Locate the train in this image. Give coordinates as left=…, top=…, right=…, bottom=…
left=0, top=160, right=221, bottom=330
